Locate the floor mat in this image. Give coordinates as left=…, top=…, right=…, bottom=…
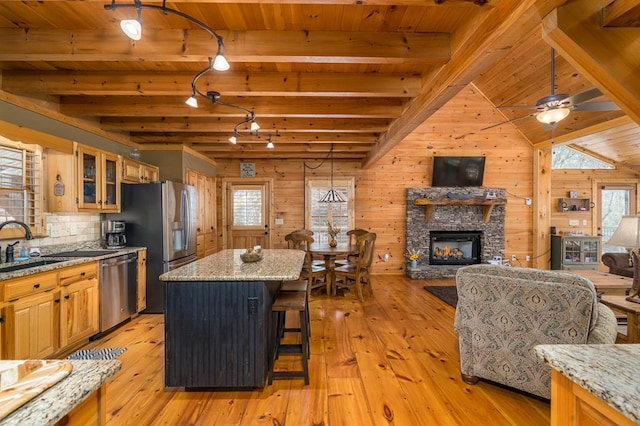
left=66, top=347, right=127, bottom=360
left=423, top=285, right=457, bottom=308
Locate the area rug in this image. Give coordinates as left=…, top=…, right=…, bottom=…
left=423, top=286, right=458, bottom=308
left=66, top=347, right=127, bottom=360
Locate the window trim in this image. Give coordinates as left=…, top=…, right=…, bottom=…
left=0, top=136, right=45, bottom=239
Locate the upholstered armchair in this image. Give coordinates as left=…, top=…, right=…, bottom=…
left=454, top=264, right=617, bottom=399
left=601, top=252, right=634, bottom=278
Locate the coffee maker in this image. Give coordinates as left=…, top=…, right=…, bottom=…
left=102, top=220, right=127, bottom=249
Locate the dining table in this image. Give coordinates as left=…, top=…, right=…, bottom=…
left=309, top=242, right=358, bottom=296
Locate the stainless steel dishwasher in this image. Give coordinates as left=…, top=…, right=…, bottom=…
left=99, top=252, right=137, bottom=333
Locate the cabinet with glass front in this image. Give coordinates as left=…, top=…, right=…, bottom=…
left=551, top=235, right=601, bottom=271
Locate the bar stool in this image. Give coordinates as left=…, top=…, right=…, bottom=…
left=269, top=291, right=310, bottom=385
left=280, top=279, right=311, bottom=340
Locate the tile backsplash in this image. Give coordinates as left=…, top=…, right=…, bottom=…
left=34, top=213, right=101, bottom=247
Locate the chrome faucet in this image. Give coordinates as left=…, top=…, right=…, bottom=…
left=0, top=220, right=34, bottom=240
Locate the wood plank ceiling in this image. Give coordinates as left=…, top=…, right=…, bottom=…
left=0, top=0, right=638, bottom=167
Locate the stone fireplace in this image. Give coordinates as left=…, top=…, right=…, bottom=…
left=406, top=187, right=506, bottom=278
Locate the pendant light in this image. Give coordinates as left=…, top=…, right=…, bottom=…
left=319, top=145, right=346, bottom=203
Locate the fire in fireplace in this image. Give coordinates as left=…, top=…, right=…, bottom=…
left=429, top=231, right=481, bottom=266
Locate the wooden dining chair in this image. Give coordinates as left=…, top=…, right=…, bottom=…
left=334, top=232, right=377, bottom=302
left=284, top=232, right=327, bottom=296
left=336, top=228, right=369, bottom=266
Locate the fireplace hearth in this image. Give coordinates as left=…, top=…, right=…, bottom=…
left=429, top=231, right=481, bottom=265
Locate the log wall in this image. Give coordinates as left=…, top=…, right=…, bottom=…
left=214, top=85, right=536, bottom=274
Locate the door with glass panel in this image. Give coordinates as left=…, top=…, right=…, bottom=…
left=224, top=180, right=271, bottom=249
left=597, top=183, right=637, bottom=253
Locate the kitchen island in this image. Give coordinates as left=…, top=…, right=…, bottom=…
left=0, top=360, right=120, bottom=425
left=159, top=249, right=305, bottom=389
left=536, top=344, right=640, bottom=425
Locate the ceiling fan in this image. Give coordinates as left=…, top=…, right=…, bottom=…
left=482, top=49, right=619, bottom=131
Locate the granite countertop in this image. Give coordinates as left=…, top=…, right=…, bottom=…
left=536, top=344, right=640, bottom=424
left=0, top=359, right=121, bottom=426
left=0, top=246, right=144, bottom=280
left=159, top=249, right=305, bottom=281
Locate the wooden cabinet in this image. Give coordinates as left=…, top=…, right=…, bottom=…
left=137, top=249, right=147, bottom=312
left=76, top=144, right=121, bottom=211
left=122, top=157, right=159, bottom=183
left=2, top=269, right=59, bottom=359
left=551, top=235, right=601, bottom=270
left=46, top=143, right=122, bottom=212
left=186, top=168, right=217, bottom=258
left=59, top=262, right=99, bottom=349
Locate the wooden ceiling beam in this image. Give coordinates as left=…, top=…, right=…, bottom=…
left=100, top=117, right=391, bottom=132
left=133, top=132, right=378, bottom=144
left=362, top=0, right=538, bottom=168
left=0, top=0, right=489, bottom=4
left=603, top=0, right=640, bottom=27
left=0, top=29, right=450, bottom=65
left=543, top=1, right=640, bottom=124
left=2, top=71, right=420, bottom=97
left=59, top=96, right=405, bottom=118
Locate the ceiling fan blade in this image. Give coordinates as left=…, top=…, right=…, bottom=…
left=573, top=101, right=620, bottom=111
left=481, top=112, right=537, bottom=131
left=565, top=87, right=603, bottom=106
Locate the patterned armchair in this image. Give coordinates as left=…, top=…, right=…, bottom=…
left=454, top=264, right=617, bottom=399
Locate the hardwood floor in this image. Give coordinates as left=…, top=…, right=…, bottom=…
left=84, top=275, right=550, bottom=425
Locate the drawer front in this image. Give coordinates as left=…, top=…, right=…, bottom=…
left=4, top=271, right=58, bottom=301
left=59, top=262, right=98, bottom=287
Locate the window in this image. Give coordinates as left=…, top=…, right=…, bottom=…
left=232, top=187, right=264, bottom=227
left=552, top=146, right=614, bottom=169
left=0, top=137, right=45, bottom=238
left=305, top=177, right=355, bottom=244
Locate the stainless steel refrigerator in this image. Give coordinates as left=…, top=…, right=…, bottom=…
left=108, top=181, right=197, bottom=313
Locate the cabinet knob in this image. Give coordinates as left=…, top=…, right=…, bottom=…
left=65, top=295, right=70, bottom=300
left=33, top=283, right=40, bottom=289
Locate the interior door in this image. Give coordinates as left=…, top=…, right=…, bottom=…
left=223, top=179, right=271, bottom=249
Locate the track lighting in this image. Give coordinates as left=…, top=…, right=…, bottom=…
left=266, top=135, right=274, bottom=149
left=184, top=94, right=198, bottom=108
left=213, top=39, right=230, bottom=71
left=250, top=121, right=260, bottom=132
left=228, top=134, right=237, bottom=144
left=120, top=6, right=142, bottom=40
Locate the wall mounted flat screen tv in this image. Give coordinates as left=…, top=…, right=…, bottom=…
left=431, top=156, right=486, bottom=187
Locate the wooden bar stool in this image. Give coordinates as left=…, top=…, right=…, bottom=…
left=269, top=291, right=310, bottom=385
left=280, top=279, right=311, bottom=340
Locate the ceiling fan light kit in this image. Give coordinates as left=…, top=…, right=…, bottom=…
left=536, top=107, right=571, bottom=125
left=105, top=0, right=272, bottom=148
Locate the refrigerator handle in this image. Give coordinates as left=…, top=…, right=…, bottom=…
left=182, top=189, right=190, bottom=250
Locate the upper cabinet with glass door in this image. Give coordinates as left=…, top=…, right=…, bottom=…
left=76, top=144, right=121, bottom=211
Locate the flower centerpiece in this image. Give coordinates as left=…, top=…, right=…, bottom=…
left=327, top=221, right=341, bottom=247
left=406, top=248, right=422, bottom=268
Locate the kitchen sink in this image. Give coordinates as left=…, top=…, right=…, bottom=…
left=0, top=259, right=66, bottom=273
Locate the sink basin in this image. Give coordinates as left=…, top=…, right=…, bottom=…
left=0, top=259, right=65, bottom=273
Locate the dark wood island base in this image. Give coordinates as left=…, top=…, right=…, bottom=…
left=160, top=249, right=305, bottom=389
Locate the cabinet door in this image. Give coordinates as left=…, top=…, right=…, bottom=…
left=0, top=304, right=4, bottom=359
left=196, top=173, right=206, bottom=235
left=76, top=145, right=101, bottom=210
left=122, top=157, right=143, bottom=182
left=143, top=164, right=159, bottom=183
left=137, top=249, right=147, bottom=312
left=5, top=291, right=58, bottom=359
left=102, top=152, right=121, bottom=211
left=582, top=239, right=600, bottom=264
left=204, top=176, right=216, bottom=234
left=60, top=278, right=99, bottom=348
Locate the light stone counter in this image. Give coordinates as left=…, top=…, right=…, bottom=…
left=536, top=344, right=640, bottom=424
left=0, top=360, right=121, bottom=425
left=159, top=249, right=305, bottom=282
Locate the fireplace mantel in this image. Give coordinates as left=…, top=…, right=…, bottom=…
left=414, top=197, right=507, bottom=223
